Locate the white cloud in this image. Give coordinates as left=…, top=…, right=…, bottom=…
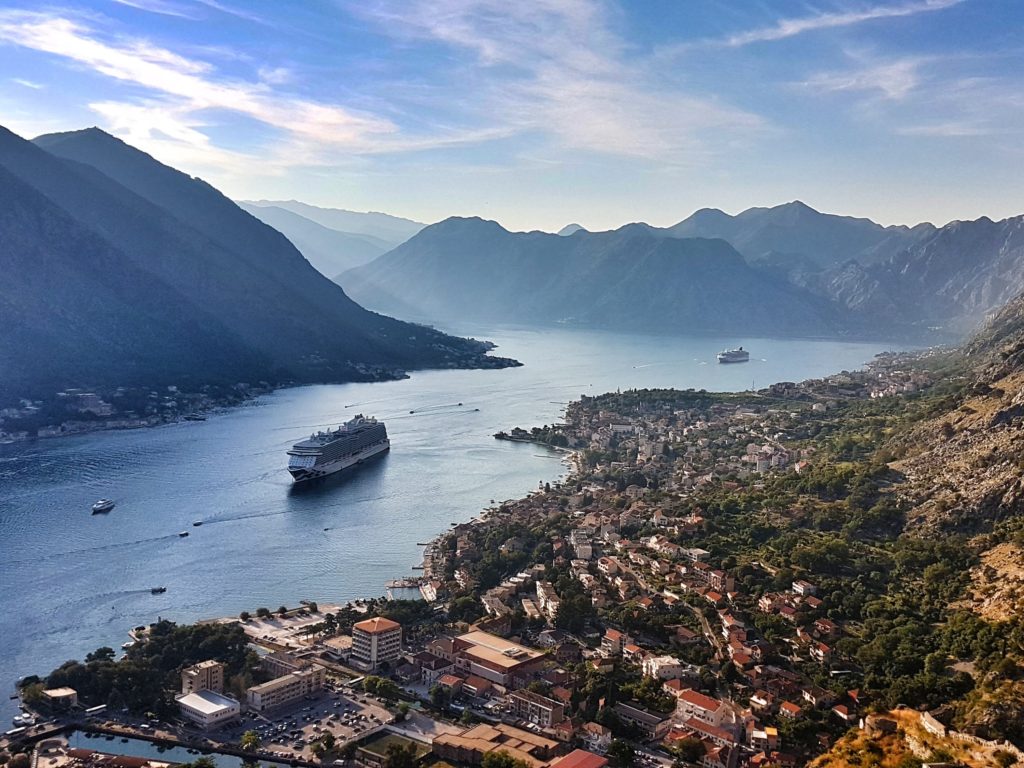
left=11, top=77, right=44, bottom=89
left=358, top=0, right=766, bottom=161
left=803, top=56, right=930, bottom=100
left=721, top=0, right=964, bottom=47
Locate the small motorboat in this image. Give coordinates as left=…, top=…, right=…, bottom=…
left=192, top=520, right=203, bottom=526
left=150, top=586, right=167, bottom=594
left=178, top=531, right=189, bottom=538
left=92, top=499, right=116, bottom=514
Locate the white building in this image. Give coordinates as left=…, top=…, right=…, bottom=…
left=176, top=690, right=240, bottom=729
left=351, top=617, right=403, bottom=671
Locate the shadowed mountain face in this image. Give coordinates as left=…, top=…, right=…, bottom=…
left=341, top=217, right=852, bottom=336
left=0, top=126, right=513, bottom=401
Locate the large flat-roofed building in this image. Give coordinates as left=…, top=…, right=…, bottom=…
left=351, top=617, right=403, bottom=671
left=246, top=666, right=325, bottom=712
left=432, top=722, right=559, bottom=768
left=509, top=689, right=565, bottom=727
left=42, top=687, right=79, bottom=709
left=176, top=689, right=240, bottom=729
left=452, top=631, right=545, bottom=688
left=261, top=650, right=312, bottom=679
left=181, top=660, right=225, bottom=695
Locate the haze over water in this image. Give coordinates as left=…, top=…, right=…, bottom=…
left=0, top=326, right=901, bottom=719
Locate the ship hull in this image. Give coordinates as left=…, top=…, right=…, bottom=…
left=288, top=440, right=390, bottom=483
left=717, top=357, right=749, bottom=364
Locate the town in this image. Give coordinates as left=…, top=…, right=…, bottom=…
left=5, top=351, right=1021, bottom=768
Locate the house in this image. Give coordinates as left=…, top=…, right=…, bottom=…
left=642, top=655, right=689, bottom=681
left=613, top=702, right=671, bottom=740
left=749, top=727, right=779, bottom=752
left=809, top=642, right=832, bottom=665
left=674, top=689, right=728, bottom=728
left=749, top=691, right=775, bottom=713
left=581, top=722, right=612, bottom=753
left=601, top=628, right=629, bottom=656
left=779, top=701, right=802, bottom=719
left=791, top=580, right=817, bottom=596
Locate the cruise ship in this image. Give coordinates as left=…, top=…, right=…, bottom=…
left=286, top=415, right=390, bottom=482
left=717, top=347, right=750, bottom=364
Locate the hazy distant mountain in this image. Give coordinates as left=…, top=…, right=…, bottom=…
left=236, top=203, right=388, bottom=277
left=664, top=200, right=935, bottom=268
left=557, top=223, right=586, bottom=236
left=0, top=126, right=513, bottom=401
left=240, top=199, right=424, bottom=248
left=342, top=216, right=850, bottom=336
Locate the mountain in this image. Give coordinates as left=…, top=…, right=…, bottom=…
left=236, top=203, right=389, bottom=277
left=341, top=216, right=851, bottom=336
left=0, top=126, right=513, bottom=401
left=814, top=215, right=1024, bottom=335
left=664, top=200, right=935, bottom=268
left=239, top=199, right=424, bottom=248
left=557, top=223, right=586, bottom=236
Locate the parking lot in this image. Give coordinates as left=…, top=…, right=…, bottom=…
left=213, top=681, right=394, bottom=761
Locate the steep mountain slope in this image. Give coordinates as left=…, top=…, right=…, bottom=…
left=0, top=125, right=512, bottom=400
left=819, top=215, right=1024, bottom=335
left=341, top=217, right=851, bottom=336
left=240, top=199, right=424, bottom=247
left=886, top=291, right=1024, bottom=533
left=236, top=202, right=388, bottom=277
left=0, top=165, right=262, bottom=401
left=664, top=200, right=934, bottom=267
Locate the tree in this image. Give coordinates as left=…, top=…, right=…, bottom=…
left=383, top=742, right=417, bottom=768
left=239, top=611, right=251, bottom=622
left=607, top=741, right=635, bottom=768
left=430, top=684, right=451, bottom=711
left=307, top=601, right=319, bottom=613
left=397, top=701, right=410, bottom=720
left=482, top=751, right=531, bottom=768
left=672, top=737, right=702, bottom=764
left=240, top=730, right=260, bottom=751
left=277, top=606, right=288, bottom=617
left=320, top=732, right=336, bottom=751
left=256, top=607, right=271, bottom=618
left=86, top=647, right=116, bottom=663
left=8, top=755, right=29, bottom=768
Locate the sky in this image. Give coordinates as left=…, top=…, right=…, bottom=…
left=0, top=0, right=1021, bottom=231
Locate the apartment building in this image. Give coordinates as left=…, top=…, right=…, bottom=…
left=246, top=666, right=325, bottom=712
left=351, top=617, right=403, bottom=671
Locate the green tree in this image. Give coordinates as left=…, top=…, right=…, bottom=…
left=277, top=606, right=288, bottom=617
left=239, top=611, right=250, bottom=621
left=240, top=730, right=260, bottom=751
left=607, top=740, right=635, bottom=768
left=429, top=684, right=451, bottom=711
left=383, top=743, right=418, bottom=768
left=255, top=607, right=271, bottom=618
left=397, top=702, right=410, bottom=719
left=481, top=751, right=531, bottom=768
left=672, top=737, right=703, bottom=764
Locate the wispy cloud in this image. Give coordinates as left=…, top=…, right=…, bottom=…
left=358, top=0, right=767, bottom=161
left=0, top=10, right=403, bottom=173
left=11, top=77, right=45, bottom=89
left=715, top=0, right=964, bottom=48
left=803, top=55, right=930, bottom=100
left=110, top=0, right=202, bottom=20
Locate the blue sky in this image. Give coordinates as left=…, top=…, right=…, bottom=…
left=0, top=0, right=1021, bottom=231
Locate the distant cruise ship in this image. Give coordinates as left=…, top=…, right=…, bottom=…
left=717, top=347, right=750, bottom=364
left=286, top=415, right=390, bottom=482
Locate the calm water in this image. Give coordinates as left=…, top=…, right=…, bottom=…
left=0, top=326, right=901, bottom=721
left=67, top=731, right=291, bottom=767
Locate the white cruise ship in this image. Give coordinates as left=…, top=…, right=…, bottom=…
left=286, top=415, right=389, bottom=482
left=717, top=347, right=750, bottom=364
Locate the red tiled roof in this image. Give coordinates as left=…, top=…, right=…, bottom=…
left=548, top=750, right=609, bottom=768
